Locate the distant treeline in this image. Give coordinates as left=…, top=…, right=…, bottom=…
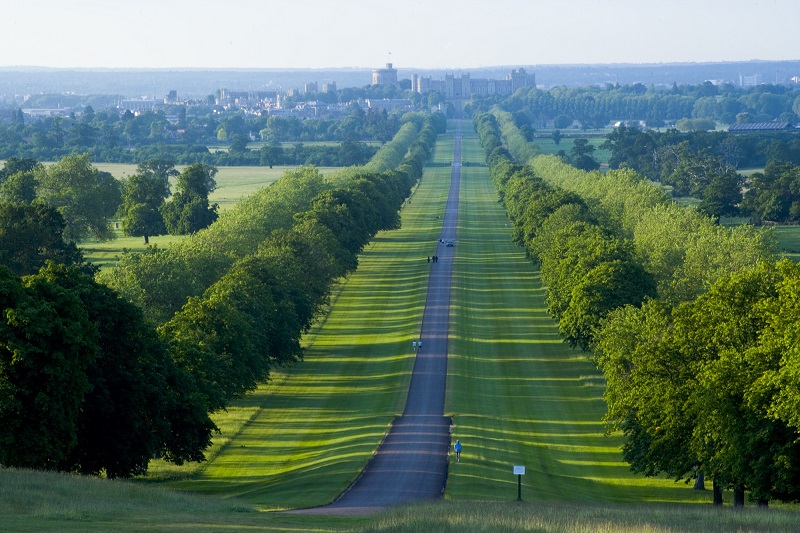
left=0, top=105, right=402, bottom=164
left=467, top=82, right=800, bottom=129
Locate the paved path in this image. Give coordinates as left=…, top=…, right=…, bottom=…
left=297, top=120, right=463, bottom=513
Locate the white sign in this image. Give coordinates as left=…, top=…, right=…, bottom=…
left=513, top=465, right=525, bottom=475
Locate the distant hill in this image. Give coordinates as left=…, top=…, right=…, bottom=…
left=0, top=60, right=799, bottom=99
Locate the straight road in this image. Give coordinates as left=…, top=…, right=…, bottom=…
left=303, top=120, right=463, bottom=513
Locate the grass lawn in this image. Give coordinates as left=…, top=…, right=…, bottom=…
left=770, top=225, right=800, bottom=261
left=444, top=127, right=710, bottom=505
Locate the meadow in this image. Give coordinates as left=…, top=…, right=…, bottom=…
left=531, top=135, right=612, bottom=165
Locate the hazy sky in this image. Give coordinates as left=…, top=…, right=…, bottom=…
left=3, top=0, right=798, bottom=69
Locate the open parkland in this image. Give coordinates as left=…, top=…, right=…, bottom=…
left=2, top=122, right=800, bottom=532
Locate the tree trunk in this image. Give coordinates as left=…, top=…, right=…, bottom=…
left=757, top=498, right=768, bottom=508
left=693, top=471, right=706, bottom=490
left=733, top=486, right=745, bottom=507
left=713, top=479, right=723, bottom=506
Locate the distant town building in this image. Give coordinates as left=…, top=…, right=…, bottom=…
left=304, top=81, right=318, bottom=94
left=728, top=122, right=794, bottom=132
left=412, top=67, right=535, bottom=99
left=363, top=98, right=414, bottom=112
left=322, top=81, right=337, bottom=93
left=372, top=63, right=398, bottom=86
left=739, top=73, right=762, bottom=87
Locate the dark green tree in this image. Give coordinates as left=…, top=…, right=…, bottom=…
left=0, top=267, right=98, bottom=470
left=35, top=264, right=215, bottom=478
left=0, top=202, right=83, bottom=276
left=34, top=154, right=121, bottom=242
left=160, top=163, right=219, bottom=234
left=570, top=138, right=600, bottom=171
left=118, top=159, right=175, bottom=244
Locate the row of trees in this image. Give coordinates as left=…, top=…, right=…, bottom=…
left=475, top=112, right=800, bottom=505
left=468, top=82, right=800, bottom=130
left=0, top=112, right=443, bottom=477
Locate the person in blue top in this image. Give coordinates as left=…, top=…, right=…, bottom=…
left=454, top=439, right=462, bottom=462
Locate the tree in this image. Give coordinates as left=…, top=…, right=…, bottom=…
left=0, top=170, right=37, bottom=204
left=551, top=129, right=562, bottom=146
left=35, top=154, right=121, bottom=242
left=570, top=138, right=600, bottom=171
left=0, top=202, right=83, bottom=276
left=0, top=266, right=99, bottom=470
left=228, top=134, right=249, bottom=154
left=698, top=169, right=743, bottom=220
left=118, top=159, right=175, bottom=244
left=0, top=157, right=40, bottom=184
left=160, top=163, right=219, bottom=235
left=553, top=114, right=572, bottom=129
left=34, top=264, right=215, bottom=477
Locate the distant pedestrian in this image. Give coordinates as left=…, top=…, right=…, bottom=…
left=454, top=440, right=462, bottom=462
left=427, top=256, right=431, bottom=263
left=418, top=340, right=422, bottom=351
left=412, top=341, right=417, bottom=352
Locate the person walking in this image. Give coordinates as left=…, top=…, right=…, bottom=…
left=412, top=340, right=417, bottom=352
left=454, top=440, right=462, bottom=462
left=427, top=256, right=431, bottom=263
left=418, top=340, right=422, bottom=351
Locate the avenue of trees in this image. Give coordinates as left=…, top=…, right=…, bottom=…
left=0, top=111, right=444, bottom=478
left=475, top=110, right=800, bottom=506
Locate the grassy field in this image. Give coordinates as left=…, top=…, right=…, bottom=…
left=532, top=136, right=611, bottom=165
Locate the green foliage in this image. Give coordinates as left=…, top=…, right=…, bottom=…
left=742, top=162, right=800, bottom=224
left=598, top=261, right=800, bottom=503
left=675, top=117, right=716, bottom=131
left=35, top=154, right=121, bottom=242
left=0, top=264, right=214, bottom=477
left=161, top=163, right=219, bottom=235
left=118, top=159, right=175, bottom=243
left=0, top=202, right=83, bottom=276
left=0, top=267, right=99, bottom=470
left=35, top=264, right=214, bottom=476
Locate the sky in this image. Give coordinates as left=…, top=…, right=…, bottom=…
left=3, top=0, right=798, bottom=70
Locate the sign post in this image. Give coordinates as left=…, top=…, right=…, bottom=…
left=513, top=465, right=525, bottom=501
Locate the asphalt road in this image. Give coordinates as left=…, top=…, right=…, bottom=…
left=298, top=120, right=463, bottom=514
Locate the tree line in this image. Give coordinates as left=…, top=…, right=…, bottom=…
left=0, top=104, right=400, bottom=165
left=474, top=111, right=800, bottom=506
left=0, top=112, right=444, bottom=478
left=468, top=82, right=800, bottom=130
